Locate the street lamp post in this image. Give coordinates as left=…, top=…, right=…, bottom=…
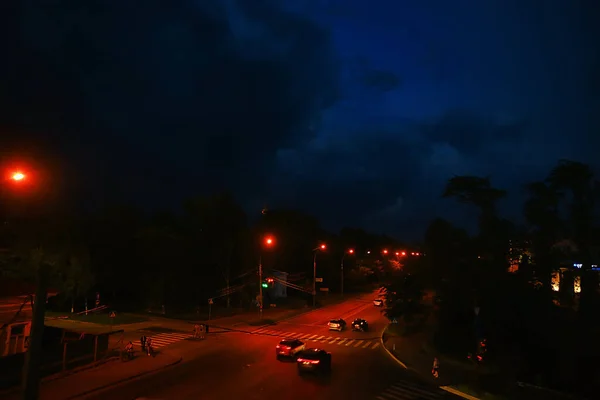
left=341, top=249, right=354, bottom=297
left=259, top=236, right=274, bottom=319
left=2, top=170, right=47, bottom=400
left=313, top=244, right=326, bottom=308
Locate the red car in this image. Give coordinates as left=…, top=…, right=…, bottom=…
left=276, top=338, right=305, bottom=359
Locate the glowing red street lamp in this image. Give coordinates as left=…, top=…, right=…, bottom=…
left=382, top=249, right=389, bottom=255
left=259, top=235, right=276, bottom=319
left=401, top=251, right=406, bottom=256
left=341, top=248, right=355, bottom=297
left=11, top=172, right=25, bottom=181
left=312, top=243, right=327, bottom=307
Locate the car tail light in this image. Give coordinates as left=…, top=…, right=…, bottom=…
left=277, top=345, right=290, bottom=350
left=297, top=358, right=320, bottom=364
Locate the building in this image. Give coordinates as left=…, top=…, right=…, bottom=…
left=0, top=277, right=58, bottom=357
left=508, top=239, right=532, bottom=273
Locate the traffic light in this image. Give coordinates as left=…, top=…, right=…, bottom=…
left=266, top=278, right=274, bottom=284
left=261, top=282, right=269, bottom=288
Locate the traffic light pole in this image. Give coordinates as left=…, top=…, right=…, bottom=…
left=258, top=255, right=263, bottom=320
left=340, top=257, right=344, bottom=297
left=312, top=252, right=317, bottom=308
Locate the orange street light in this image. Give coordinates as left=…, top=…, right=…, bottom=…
left=264, top=236, right=274, bottom=246
left=401, top=251, right=406, bottom=256
left=320, top=244, right=326, bottom=250
left=11, top=172, right=25, bottom=181
left=395, top=252, right=400, bottom=256
left=341, top=248, right=355, bottom=296
left=382, top=249, right=388, bottom=255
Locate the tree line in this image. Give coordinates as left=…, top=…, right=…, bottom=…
left=0, top=191, right=415, bottom=314
left=411, top=159, right=599, bottom=396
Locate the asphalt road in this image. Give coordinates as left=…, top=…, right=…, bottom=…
left=83, top=294, right=463, bottom=400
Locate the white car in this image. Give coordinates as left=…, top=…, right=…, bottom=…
left=328, top=319, right=346, bottom=331
left=373, top=299, right=384, bottom=307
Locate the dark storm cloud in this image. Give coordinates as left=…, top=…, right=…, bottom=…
left=272, top=110, right=532, bottom=235
left=0, top=0, right=339, bottom=205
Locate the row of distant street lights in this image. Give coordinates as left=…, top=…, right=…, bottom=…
left=257, top=235, right=421, bottom=313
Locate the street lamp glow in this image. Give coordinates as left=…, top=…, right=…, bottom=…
left=382, top=249, right=388, bottom=255
left=11, top=172, right=25, bottom=181
left=320, top=244, right=326, bottom=250
left=348, top=249, right=354, bottom=254
left=401, top=251, right=406, bottom=256
left=367, top=250, right=371, bottom=254
left=395, top=252, right=399, bottom=256
left=265, top=236, right=274, bottom=246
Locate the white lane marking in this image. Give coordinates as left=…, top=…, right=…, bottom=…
left=371, top=342, right=380, bottom=349
left=362, top=341, right=371, bottom=348
left=327, top=338, right=338, bottom=344
left=298, top=334, right=311, bottom=339
left=353, top=341, right=362, bottom=347
left=307, top=334, right=318, bottom=339
left=338, top=339, right=347, bottom=345
left=345, top=340, right=355, bottom=346
left=316, top=335, right=325, bottom=340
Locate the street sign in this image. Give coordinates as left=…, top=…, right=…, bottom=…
left=208, top=298, right=214, bottom=305
left=109, top=311, right=116, bottom=318
left=315, top=278, right=323, bottom=283
left=320, top=287, right=329, bottom=292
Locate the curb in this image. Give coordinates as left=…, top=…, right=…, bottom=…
left=65, top=356, right=183, bottom=399
left=379, top=326, right=407, bottom=369
left=379, top=324, right=480, bottom=400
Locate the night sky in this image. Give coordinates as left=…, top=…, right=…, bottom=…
left=1, top=0, right=599, bottom=239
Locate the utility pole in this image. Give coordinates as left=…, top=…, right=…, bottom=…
left=259, top=255, right=263, bottom=319
left=340, top=258, right=344, bottom=297
left=22, top=262, right=48, bottom=400
left=312, top=252, right=317, bottom=308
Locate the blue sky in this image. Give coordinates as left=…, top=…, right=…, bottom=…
left=1, top=0, right=598, bottom=239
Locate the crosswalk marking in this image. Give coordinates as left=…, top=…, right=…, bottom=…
left=250, top=328, right=382, bottom=350
left=137, top=332, right=192, bottom=349
left=376, top=379, right=447, bottom=400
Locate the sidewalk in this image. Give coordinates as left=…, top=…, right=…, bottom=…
left=381, top=314, right=509, bottom=400
left=2, top=350, right=182, bottom=400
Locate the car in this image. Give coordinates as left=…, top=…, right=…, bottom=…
left=297, top=348, right=331, bottom=374
left=351, top=318, right=369, bottom=332
left=276, top=338, right=306, bottom=358
left=373, top=298, right=384, bottom=307
left=328, top=319, right=346, bottom=331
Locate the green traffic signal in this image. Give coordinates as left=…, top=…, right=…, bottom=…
left=261, top=283, right=268, bottom=288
